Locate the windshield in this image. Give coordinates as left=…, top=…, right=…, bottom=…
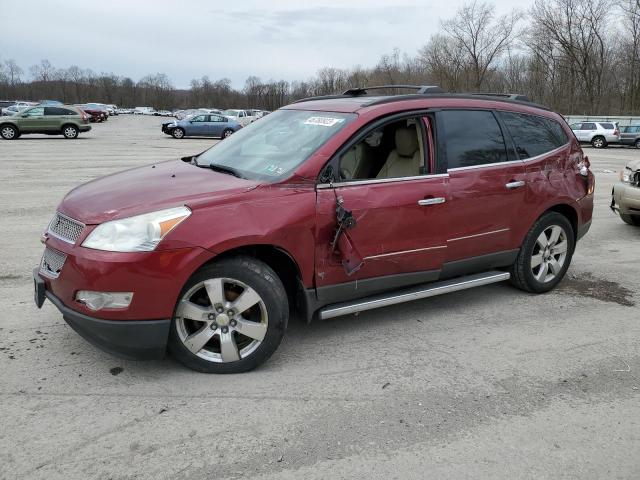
left=196, top=109, right=356, bottom=181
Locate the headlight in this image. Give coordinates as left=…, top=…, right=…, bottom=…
left=82, top=206, right=191, bottom=252
left=620, top=167, right=633, bottom=183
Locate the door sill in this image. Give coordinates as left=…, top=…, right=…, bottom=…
left=318, top=270, right=510, bottom=320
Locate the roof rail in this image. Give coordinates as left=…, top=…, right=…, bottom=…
left=342, top=85, right=445, bottom=96
left=469, top=92, right=531, bottom=102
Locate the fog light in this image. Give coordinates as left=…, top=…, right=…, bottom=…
left=76, top=291, right=133, bottom=311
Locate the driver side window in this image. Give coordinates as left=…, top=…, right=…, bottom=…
left=338, top=117, right=427, bottom=181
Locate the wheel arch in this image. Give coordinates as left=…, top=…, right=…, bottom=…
left=199, top=244, right=305, bottom=316
left=0, top=121, right=19, bottom=132
left=544, top=203, right=579, bottom=241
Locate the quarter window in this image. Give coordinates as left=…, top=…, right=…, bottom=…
left=439, top=110, right=507, bottom=169
left=499, top=112, right=567, bottom=159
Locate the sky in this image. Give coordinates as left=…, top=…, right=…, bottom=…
left=2, top=0, right=518, bottom=89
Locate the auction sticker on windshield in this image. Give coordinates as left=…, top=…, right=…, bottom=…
left=304, top=116, right=345, bottom=127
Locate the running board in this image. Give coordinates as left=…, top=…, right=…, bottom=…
left=318, top=270, right=510, bottom=320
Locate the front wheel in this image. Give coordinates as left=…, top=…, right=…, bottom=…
left=510, top=212, right=575, bottom=293
left=634, top=139, right=640, bottom=149
left=591, top=136, right=606, bottom=148
left=62, top=125, right=78, bottom=139
left=620, top=213, right=640, bottom=226
left=168, top=256, right=288, bottom=373
left=1, top=125, right=18, bottom=140
left=172, top=127, right=185, bottom=139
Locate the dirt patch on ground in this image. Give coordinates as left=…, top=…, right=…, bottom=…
left=559, top=272, right=636, bottom=307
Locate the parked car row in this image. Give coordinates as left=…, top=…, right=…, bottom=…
left=568, top=121, right=640, bottom=148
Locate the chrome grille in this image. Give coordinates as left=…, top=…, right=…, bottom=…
left=48, top=212, right=85, bottom=244
left=40, top=248, right=67, bottom=278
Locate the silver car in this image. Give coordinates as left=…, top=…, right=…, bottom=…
left=569, top=121, right=620, bottom=148
left=611, top=159, right=640, bottom=225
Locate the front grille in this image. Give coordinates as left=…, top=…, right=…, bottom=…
left=40, top=247, right=67, bottom=278
left=48, top=212, right=85, bottom=244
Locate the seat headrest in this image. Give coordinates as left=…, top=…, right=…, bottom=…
left=395, top=127, right=419, bottom=157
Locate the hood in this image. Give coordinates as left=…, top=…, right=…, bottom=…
left=58, top=159, right=259, bottom=224
left=626, top=159, right=640, bottom=171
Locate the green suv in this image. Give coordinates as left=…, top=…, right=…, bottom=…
left=0, top=105, right=91, bottom=140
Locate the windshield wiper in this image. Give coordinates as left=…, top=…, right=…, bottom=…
left=207, top=163, right=245, bottom=179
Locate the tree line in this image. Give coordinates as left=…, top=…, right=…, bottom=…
left=1, top=0, right=639, bottom=115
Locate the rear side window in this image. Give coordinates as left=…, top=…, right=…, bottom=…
left=438, top=110, right=507, bottom=169
left=500, top=112, right=567, bottom=159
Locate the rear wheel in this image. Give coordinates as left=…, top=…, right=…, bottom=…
left=510, top=212, right=575, bottom=293
left=172, top=127, right=185, bottom=139
left=634, top=139, right=640, bottom=149
left=168, top=256, right=288, bottom=373
left=620, top=213, right=640, bottom=226
left=62, top=125, right=78, bottom=139
left=1, top=125, right=18, bottom=140
left=591, top=136, right=606, bottom=148
left=222, top=128, right=234, bottom=138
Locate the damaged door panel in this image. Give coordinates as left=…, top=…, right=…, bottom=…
left=314, top=176, right=450, bottom=300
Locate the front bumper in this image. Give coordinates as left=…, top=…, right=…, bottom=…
left=34, top=269, right=170, bottom=359
left=611, top=181, right=640, bottom=215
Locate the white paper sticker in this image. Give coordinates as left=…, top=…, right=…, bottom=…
left=304, top=116, right=345, bottom=127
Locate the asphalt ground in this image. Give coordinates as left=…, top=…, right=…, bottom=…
left=0, top=115, right=639, bottom=479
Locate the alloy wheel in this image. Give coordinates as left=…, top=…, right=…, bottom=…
left=175, top=277, right=268, bottom=363
left=64, top=126, right=77, bottom=138
left=592, top=137, right=604, bottom=148
left=530, top=225, right=568, bottom=283
left=1, top=126, right=15, bottom=139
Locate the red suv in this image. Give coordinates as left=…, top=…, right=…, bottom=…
left=34, top=86, right=594, bottom=373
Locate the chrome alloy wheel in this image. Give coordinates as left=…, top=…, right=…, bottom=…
left=63, top=126, right=77, bottom=138
left=530, top=225, right=568, bottom=283
left=1, top=126, right=15, bottom=139
left=175, top=278, right=268, bottom=363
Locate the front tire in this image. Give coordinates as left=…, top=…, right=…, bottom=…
left=172, top=127, right=185, bottom=139
left=634, top=139, right=640, bottom=149
left=510, top=212, right=575, bottom=293
left=620, top=213, right=640, bottom=226
left=1, top=125, right=18, bottom=140
left=168, top=256, right=288, bottom=373
left=591, top=136, right=606, bottom=148
left=62, top=125, right=78, bottom=139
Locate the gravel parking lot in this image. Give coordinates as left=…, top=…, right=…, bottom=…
left=1, top=115, right=639, bottom=479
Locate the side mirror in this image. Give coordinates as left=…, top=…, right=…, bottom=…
left=20, top=114, right=28, bottom=118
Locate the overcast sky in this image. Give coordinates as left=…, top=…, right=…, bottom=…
left=3, top=0, right=518, bottom=89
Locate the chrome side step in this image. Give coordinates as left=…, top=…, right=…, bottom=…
left=318, top=270, right=510, bottom=320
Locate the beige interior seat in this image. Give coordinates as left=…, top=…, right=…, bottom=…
left=340, top=143, right=369, bottom=180
left=376, top=126, right=422, bottom=179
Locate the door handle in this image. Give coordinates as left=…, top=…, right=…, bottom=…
left=418, top=197, right=446, bottom=206
left=505, top=181, right=525, bottom=190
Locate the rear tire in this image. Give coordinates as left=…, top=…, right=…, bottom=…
left=620, top=213, right=640, bottom=226
left=62, top=125, right=78, bottom=139
left=168, top=256, right=288, bottom=373
left=222, top=128, right=233, bottom=139
left=1, top=125, right=18, bottom=140
left=172, top=127, right=185, bottom=139
left=591, top=136, right=606, bottom=148
left=510, top=212, right=575, bottom=293
left=634, top=139, right=640, bottom=149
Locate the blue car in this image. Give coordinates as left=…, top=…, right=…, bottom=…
left=162, top=113, right=242, bottom=139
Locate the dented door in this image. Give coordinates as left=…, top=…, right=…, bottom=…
left=314, top=176, right=450, bottom=292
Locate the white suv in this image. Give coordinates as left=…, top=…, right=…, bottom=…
left=570, top=121, right=620, bottom=148
left=222, top=109, right=254, bottom=126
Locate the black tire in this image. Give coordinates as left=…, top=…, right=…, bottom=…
left=634, top=139, right=640, bottom=149
left=62, top=124, right=78, bottom=139
left=222, top=128, right=233, bottom=139
left=620, top=213, right=640, bottom=226
left=510, top=212, right=575, bottom=293
left=591, top=135, right=606, bottom=148
left=1, top=124, right=18, bottom=140
left=168, top=256, right=288, bottom=373
left=172, top=127, right=185, bottom=139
